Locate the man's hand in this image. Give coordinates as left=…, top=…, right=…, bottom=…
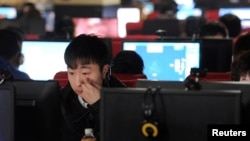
left=79, top=78, right=101, bottom=105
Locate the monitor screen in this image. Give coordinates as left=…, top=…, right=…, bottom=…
left=5, top=80, right=62, bottom=141
left=0, top=6, right=17, bottom=19
left=0, top=85, right=15, bottom=141
left=219, top=8, right=250, bottom=20
left=72, top=17, right=118, bottom=38
left=101, top=87, right=241, bottom=141
left=122, top=41, right=200, bottom=81
left=19, top=40, right=69, bottom=80
left=162, top=38, right=233, bottom=72
left=199, top=38, right=233, bottom=72
left=176, top=8, right=202, bottom=20
left=19, top=39, right=112, bottom=80
left=241, top=19, right=250, bottom=29
left=117, top=7, right=140, bottom=37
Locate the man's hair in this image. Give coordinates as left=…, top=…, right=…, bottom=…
left=233, top=32, right=250, bottom=57
left=185, top=16, right=206, bottom=37
left=111, top=50, right=144, bottom=74
left=64, top=34, right=110, bottom=70
left=231, top=50, right=250, bottom=81
left=0, top=28, right=23, bottom=60
left=199, top=21, right=229, bottom=38
left=219, top=13, right=242, bottom=38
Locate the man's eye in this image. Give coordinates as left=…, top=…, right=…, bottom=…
left=68, top=72, right=74, bottom=75
left=82, top=72, right=89, bottom=75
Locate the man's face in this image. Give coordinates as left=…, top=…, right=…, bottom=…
left=67, top=61, right=108, bottom=96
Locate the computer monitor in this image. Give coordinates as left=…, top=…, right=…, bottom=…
left=219, top=7, right=250, bottom=20
left=117, top=7, right=140, bottom=37
left=122, top=40, right=200, bottom=81
left=199, top=81, right=250, bottom=124
left=0, top=85, right=15, bottom=141
left=199, top=38, right=233, bottom=72
left=162, top=38, right=233, bottom=72
left=136, top=79, right=185, bottom=89
left=241, top=19, right=250, bottom=30
left=0, top=6, right=17, bottom=19
left=19, top=40, right=69, bottom=80
left=176, top=8, right=202, bottom=20
left=101, top=88, right=241, bottom=141
left=19, top=39, right=112, bottom=80
left=4, top=80, right=62, bottom=141
left=136, top=79, right=250, bottom=124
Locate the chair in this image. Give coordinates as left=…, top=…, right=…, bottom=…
left=112, top=73, right=147, bottom=87
left=112, top=73, right=147, bottom=80
left=53, top=71, right=68, bottom=88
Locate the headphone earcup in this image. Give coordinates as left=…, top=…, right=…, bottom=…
left=141, top=120, right=159, bottom=138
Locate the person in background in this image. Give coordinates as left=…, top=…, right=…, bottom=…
left=231, top=50, right=250, bottom=81
left=111, top=50, right=145, bottom=74
left=0, top=28, right=30, bottom=80
left=147, top=1, right=177, bottom=19
left=60, top=34, right=126, bottom=141
left=16, top=2, right=46, bottom=37
left=199, top=20, right=229, bottom=38
left=219, top=13, right=242, bottom=38
left=185, top=16, right=206, bottom=38
left=233, top=31, right=250, bottom=60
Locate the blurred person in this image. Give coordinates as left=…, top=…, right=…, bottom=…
left=60, top=34, right=126, bottom=141
left=199, top=20, right=229, bottom=38
left=16, top=2, right=46, bottom=36
left=219, top=13, right=242, bottom=38
left=54, top=16, right=74, bottom=40
left=147, top=1, right=177, bottom=19
left=231, top=50, right=250, bottom=81
left=111, top=50, right=145, bottom=74
left=233, top=31, right=250, bottom=60
left=185, top=16, right=206, bottom=38
left=0, top=28, right=30, bottom=80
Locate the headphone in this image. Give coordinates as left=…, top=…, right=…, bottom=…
left=103, top=64, right=111, bottom=87
left=141, top=88, right=159, bottom=140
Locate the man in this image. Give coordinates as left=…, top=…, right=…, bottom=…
left=0, top=28, right=30, bottom=80
left=199, top=20, right=229, bottom=39
left=60, top=34, right=126, bottom=141
left=231, top=50, right=250, bottom=81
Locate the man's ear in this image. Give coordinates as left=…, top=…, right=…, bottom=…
left=9, top=53, right=22, bottom=69
left=102, top=64, right=110, bottom=79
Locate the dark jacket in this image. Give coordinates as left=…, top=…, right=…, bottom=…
left=0, top=57, right=30, bottom=80
left=60, top=76, right=126, bottom=141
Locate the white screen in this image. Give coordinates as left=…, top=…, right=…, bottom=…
left=19, top=41, right=69, bottom=80
left=219, top=8, right=250, bottom=20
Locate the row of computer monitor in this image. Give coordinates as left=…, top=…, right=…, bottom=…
left=102, top=80, right=250, bottom=141
left=1, top=79, right=250, bottom=141
left=19, top=38, right=233, bottom=81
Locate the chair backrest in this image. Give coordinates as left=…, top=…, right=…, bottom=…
left=53, top=71, right=68, bottom=88
left=112, top=73, right=147, bottom=87
left=112, top=73, right=147, bottom=80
